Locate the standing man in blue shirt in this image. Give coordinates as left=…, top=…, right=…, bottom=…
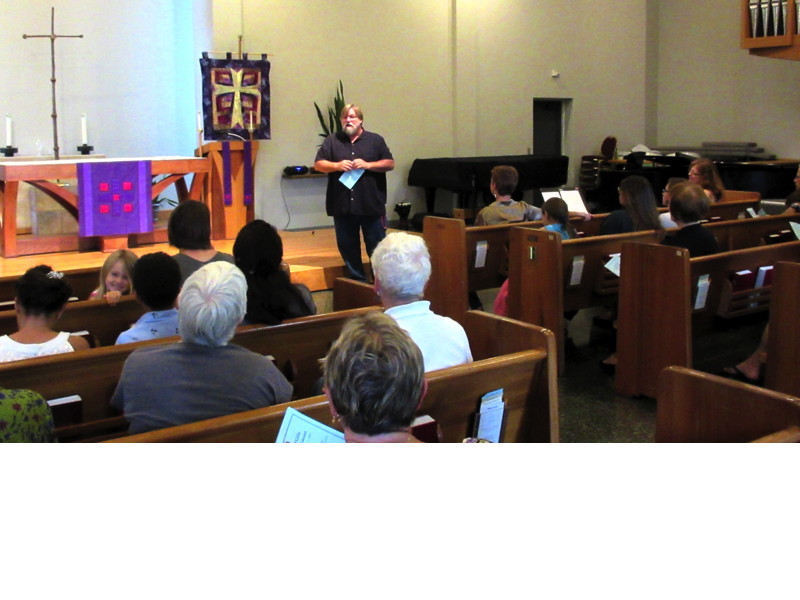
left=314, top=104, right=394, bottom=282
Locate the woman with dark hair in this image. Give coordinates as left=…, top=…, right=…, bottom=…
left=168, top=200, right=234, bottom=283
left=233, top=220, right=316, bottom=325
left=0, top=265, right=90, bottom=363
left=688, top=158, right=725, bottom=202
left=599, top=175, right=663, bottom=235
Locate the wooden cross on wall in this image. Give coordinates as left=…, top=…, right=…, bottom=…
left=23, top=6, right=83, bottom=160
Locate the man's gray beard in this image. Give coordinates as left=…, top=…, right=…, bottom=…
left=344, top=124, right=361, bottom=137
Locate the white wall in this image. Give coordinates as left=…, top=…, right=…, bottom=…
left=0, top=0, right=210, bottom=160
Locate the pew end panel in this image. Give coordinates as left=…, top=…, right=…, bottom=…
left=766, top=261, right=800, bottom=397
left=656, top=366, right=800, bottom=442
left=616, top=243, right=693, bottom=399
left=507, top=227, right=565, bottom=373
left=423, top=216, right=470, bottom=320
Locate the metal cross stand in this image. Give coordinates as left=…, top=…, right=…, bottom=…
left=23, top=7, right=83, bottom=160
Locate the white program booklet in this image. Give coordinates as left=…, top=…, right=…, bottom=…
left=339, top=168, right=364, bottom=190
left=604, top=253, right=621, bottom=277
left=275, top=407, right=345, bottom=443
left=475, top=389, right=505, bottom=443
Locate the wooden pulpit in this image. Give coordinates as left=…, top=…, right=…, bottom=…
left=195, top=141, right=258, bottom=240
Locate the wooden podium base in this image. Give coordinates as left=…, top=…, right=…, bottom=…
left=196, top=141, right=258, bottom=240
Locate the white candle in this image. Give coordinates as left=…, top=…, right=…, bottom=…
left=81, top=113, right=88, bottom=144
left=197, top=111, right=203, bottom=132
left=5, top=114, right=11, bottom=147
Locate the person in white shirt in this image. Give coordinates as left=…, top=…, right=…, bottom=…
left=371, top=232, right=473, bottom=372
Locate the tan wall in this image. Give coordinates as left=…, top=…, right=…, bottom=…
left=654, top=0, right=800, bottom=158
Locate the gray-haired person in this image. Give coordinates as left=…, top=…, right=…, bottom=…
left=111, top=261, right=292, bottom=434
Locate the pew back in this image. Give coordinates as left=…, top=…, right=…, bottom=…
left=111, top=348, right=554, bottom=443
left=0, top=296, right=144, bottom=347
left=656, top=366, right=800, bottom=442
left=0, top=306, right=380, bottom=441
left=504, top=227, right=662, bottom=372
left=0, top=266, right=100, bottom=303
left=615, top=241, right=800, bottom=398
left=705, top=213, right=800, bottom=251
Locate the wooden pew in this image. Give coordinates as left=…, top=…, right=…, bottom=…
left=1, top=307, right=558, bottom=442
left=420, top=201, right=767, bottom=323
left=0, top=306, right=380, bottom=442
left=0, top=296, right=145, bottom=347
left=0, top=266, right=100, bottom=303
left=705, top=212, right=800, bottom=251
left=110, top=315, right=559, bottom=443
left=615, top=241, right=800, bottom=398
left=765, top=261, right=800, bottom=397
left=655, top=366, right=800, bottom=442
left=421, top=215, right=609, bottom=322
left=505, top=227, right=662, bottom=372
left=499, top=213, right=799, bottom=372
left=721, top=189, right=762, bottom=203
left=332, top=277, right=380, bottom=311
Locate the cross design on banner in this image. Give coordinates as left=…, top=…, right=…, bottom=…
left=211, top=67, right=261, bottom=131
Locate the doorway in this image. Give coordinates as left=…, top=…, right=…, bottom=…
left=533, top=98, right=571, bottom=155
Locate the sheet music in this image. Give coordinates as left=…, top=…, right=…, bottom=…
left=540, top=190, right=562, bottom=202
left=276, top=407, right=345, bottom=443
left=559, top=189, right=589, bottom=214
left=790, top=221, right=800, bottom=240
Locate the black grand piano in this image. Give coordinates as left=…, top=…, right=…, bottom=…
left=407, top=154, right=569, bottom=214
left=587, top=156, right=799, bottom=212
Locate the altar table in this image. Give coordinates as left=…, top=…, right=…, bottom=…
left=0, top=156, right=209, bottom=257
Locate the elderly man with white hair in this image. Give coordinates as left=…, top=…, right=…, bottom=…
left=111, top=261, right=292, bottom=434
left=371, top=232, right=472, bottom=372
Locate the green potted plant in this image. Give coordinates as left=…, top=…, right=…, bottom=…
left=314, top=80, right=346, bottom=141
